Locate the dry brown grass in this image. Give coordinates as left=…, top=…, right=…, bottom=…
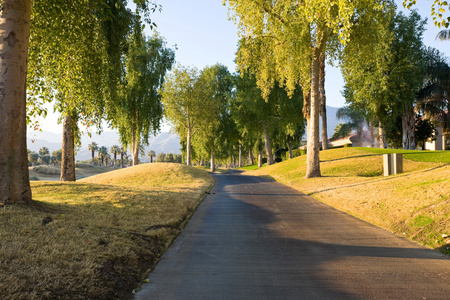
left=0, top=163, right=213, bottom=299
left=249, top=148, right=450, bottom=252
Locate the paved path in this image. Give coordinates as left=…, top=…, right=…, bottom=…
left=135, top=171, right=450, bottom=299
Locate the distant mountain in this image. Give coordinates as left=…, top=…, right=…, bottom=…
left=26, top=105, right=341, bottom=160
left=26, top=130, right=181, bottom=161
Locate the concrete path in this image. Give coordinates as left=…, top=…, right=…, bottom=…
left=135, top=171, right=450, bottom=299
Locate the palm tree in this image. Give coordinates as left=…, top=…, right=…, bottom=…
left=119, top=147, right=127, bottom=168
left=38, top=147, right=49, bottom=157
left=87, top=142, right=98, bottom=167
left=148, top=150, right=156, bottom=163
left=416, top=48, right=450, bottom=131
left=336, top=106, right=367, bottom=147
left=436, top=29, right=450, bottom=41
left=98, top=146, right=108, bottom=168
left=110, top=145, right=120, bottom=168
left=28, top=152, right=39, bottom=166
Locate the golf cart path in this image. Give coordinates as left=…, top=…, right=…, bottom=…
left=135, top=171, right=450, bottom=299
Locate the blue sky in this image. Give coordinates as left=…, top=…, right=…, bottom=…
left=37, top=0, right=448, bottom=133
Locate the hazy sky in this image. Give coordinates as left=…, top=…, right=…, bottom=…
left=35, top=0, right=448, bottom=133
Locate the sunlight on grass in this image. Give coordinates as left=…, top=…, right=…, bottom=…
left=248, top=147, right=450, bottom=253
left=0, top=164, right=213, bottom=299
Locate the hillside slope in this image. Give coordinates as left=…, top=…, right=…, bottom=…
left=1, top=164, right=213, bottom=299
left=249, top=148, right=450, bottom=252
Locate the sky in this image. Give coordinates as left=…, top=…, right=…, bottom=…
left=35, top=0, right=448, bottom=133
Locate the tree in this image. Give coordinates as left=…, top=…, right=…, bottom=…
left=336, top=106, right=367, bottom=147
left=38, top=147, right=49, bottom=156
left=224, top=0, right=391, bottom=178
left=40, top=155, right=51, bottom=166
left=28, top=152, right=39, bottom=167
left=52, top=149, right=62, bottom=166
left=98, top=146, right=108, bottom=168
left=332, top=123, right=353, bottom=140
left=403, top=0, right=449, bottom=28
left=415, top=115, right=436, bottom=150
left=148, top=150, right=156, bottom=163
left=162, top=66, right=204, bottom=166
left=156, top=152, right=166, bottom=162
left=194, top=64, right=233, bottom=172
left=436, top=29, right=450, bottom=40
left=88, top=142, right=98, bottom=167
left=416, top=47, right=450, bottom=131
left=0, top=0, right=33, bottom=204
left=112, top=25, right=175, bottom=166
left=119, top=147, right=127, bottom=168
left=110, top=145, right=120, bottom=168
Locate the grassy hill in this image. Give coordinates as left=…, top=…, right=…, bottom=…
left=248, top=147, right=450, bottom=253
left=0, top=163, right=213, bottom=299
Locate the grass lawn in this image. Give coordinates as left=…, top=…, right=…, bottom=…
left=0, top=163, right=213, bottom=299
left=249, top=147, right=450, bottom=254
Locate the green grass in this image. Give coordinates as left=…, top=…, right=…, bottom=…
left=249, top=147, right=450, bottom=254
left=237, top=164, right=260, bottom=171
left=355, top=147, right=450, bottom=163
left=1, top=163, right=213, bottom=299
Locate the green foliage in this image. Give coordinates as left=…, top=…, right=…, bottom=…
left=112, top=26, right=175, bottom=153
left=403, top=0, right=450, bottom=28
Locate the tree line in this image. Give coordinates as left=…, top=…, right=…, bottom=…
left=1, top=0, right=449, bottom=204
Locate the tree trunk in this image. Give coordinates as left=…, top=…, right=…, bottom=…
left=288, top=141, right=293, bottom=159
left=0, top=0, right=33, bottom=204
left=258, top=151, right=263, bottom=168
left=113, top=153, right=117, bottom=168
left=402, top=105, right=416, bottom=150
left=264, top=125, right=274, bottom=165
left=319, top=52, right=328, bottom=150
left=132, top=127, right=139, bottom=166
left=305, top=46, right=322, bottom=178
left=200, top=158, right=204, bottom=166
left=120, top=153, right=124, bottom=168
left=91, top=151, right=95, bottom=167
left=210, top=148, right=215, bottom=172
left=61, top=113, right=76, bottom=181
left=186, top=127, right=192, bottom=166
left=379, top=120, right=386, bottom=149
left=238, top=143, right=242, bottom=167
left=248, top=150, right=254, bottom=165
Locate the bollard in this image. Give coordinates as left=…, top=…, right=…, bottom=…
left=383, top=153, right=403, bottom=176
left=383, top=154, right=392, bottom=176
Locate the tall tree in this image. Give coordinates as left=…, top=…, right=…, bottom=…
left=148, top=150, right=156, bottom=163
left=112, top=25, right=175, bottom=165
left=161, top=66, right=204, bottom=166
left=224, top=0, right=391, bottom=178
left=88, top=142, right=98, bottom=167
left=0, top=0, right=33, bottom=204
left=403, top=0, right=449, bottom=28
left=194, top=64, right=233, bottom=172
left=110, top=145, right=120, bottom=167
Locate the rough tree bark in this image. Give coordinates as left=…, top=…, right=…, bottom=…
left=287, top=141, right=293, bottom=159
left=132, top=126, right=139, bottom=166
left=402, top=104, right=416, bottom=150
left=305, top=45, right=322, bottom=178
left=264, top=125, right=274, bottom=165
left=258, top=151, right=263, bottom=168
left=60, top=113, right=76, bottom=181
left=0, top=0, right=33, bottom=204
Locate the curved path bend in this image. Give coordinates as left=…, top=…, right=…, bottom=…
left=135, top=171, right=450, bottom=299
